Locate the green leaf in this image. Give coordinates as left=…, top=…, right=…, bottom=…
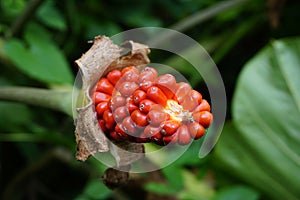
left=3, top=24, right=73, bottom=84
left=215, top=38, right=300, bottom=200
left=36, top=0, right=66, bottom=31
left=213, top=185, right=259, bottom=200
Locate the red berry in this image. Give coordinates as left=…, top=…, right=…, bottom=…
left=131, top=110, right=148, bottom=127
left=139, top=99, right=155, bottom=113
left=103, top=110, right=115, bottom=130
left=121, top=67, right=139, bottom=82
left=194, top=99, right=210, bottom=112
left=118, top=82, right=139, bottom=97
left=121, top=66, right=139, bottom=76
left=181, top=90, right=202, bottom=111
left=95, top=78, right=114, bottom=95
left=115, top=123, right=128, bottom=138
left=138, top=67, right=157, bottom=83
left=110, top=95, right=126, bottom=111
left=122, top=116, right=137, bottom=136
left=147, top=86, right=167, bottom=106
left=148, top=109, right=169, bottom=126
left=160, top=120, right=180, bottom=136
left=132, top=89, right=147, bottom=105
left=94, top=92, right=111, bottom=104
left=192, top=111, right=213, bottom=128
left=175, top=82, right=191, bottom=103
left=177, top=124, right=191, bottom=145
left=151, top=132, right=164, bottom=146
left=96, top=102, right=109, bottom=117
left=127, top=98, right=139, bottom=114
left=113, top=106, right=128, bottom=123
left=107, top=69, right=121, bottom=85
left=188, top=122, right=205, bottom=140
left=151, top=130, right=163, bottom=141
left=191, top=90, right=202, bottom=104
left=156, top=74, right=176, bottom=99
left=163, top=132, right=178, bottom=144
left=110, top=131, right=123, bottom=140
left=139, top=80, right=154, bottom=92
left=143, top=125, right=161, bottom=138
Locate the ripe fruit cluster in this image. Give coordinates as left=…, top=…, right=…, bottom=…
left=93, top=66, right=213, bottom=146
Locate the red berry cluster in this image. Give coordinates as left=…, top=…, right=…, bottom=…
left=93, top=66, right=213, bottom=146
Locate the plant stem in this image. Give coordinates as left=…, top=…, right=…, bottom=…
left=5, top=0, right=45, bottom=38
left=0, top=86, right=73, bottom=116
left=170, top=0, right=250, bottom=32
left=149, top=0, right=250, bottom=47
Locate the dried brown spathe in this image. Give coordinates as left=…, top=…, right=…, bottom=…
left=74, top=36, right=150, bottom=164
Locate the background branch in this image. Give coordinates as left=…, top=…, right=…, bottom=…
left=149, top=0, right=250, bottom=47
left=5, top=0, right=45, bottom=38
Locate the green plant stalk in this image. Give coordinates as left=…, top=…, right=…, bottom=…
left=0, top=86, right=73, bottom=116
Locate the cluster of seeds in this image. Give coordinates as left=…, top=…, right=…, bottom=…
left=93, top=66, right=213, bottom=146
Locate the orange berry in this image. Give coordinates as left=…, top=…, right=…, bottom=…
left=132, top=89, right=147, bottom=105
left=131, top=110, right=148, bottom=127
left=138, top=67, right=157, bottom=83
left=147, top=86, right=167, bottom=106
left=192, top=111, right=213, bottom=128
left=188, top=122, right=205, bottom=140
left=94, top=92, right=111, bottom=104
left=96, top=102, right=109, bottom=117
left=107, top=69, right=121, bottom=85
left=177, top=124, right=191, bottom=145
left=156, top=74, right=176, bottom=99
left=160, top=120, right=180, bottom=136
left=139, top=99, right=155, bottom=113
left=95, top=78, right=114, bottom=95
left=175, top=82, right=191, bottom=104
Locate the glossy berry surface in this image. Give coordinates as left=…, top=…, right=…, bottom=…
left=93, top=66, right=213, bottom=146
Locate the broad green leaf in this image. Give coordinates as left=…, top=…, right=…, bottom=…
left=213, top=185, right=259, bottom=200
left=215, top=38, right=300, bottom=200
left=214, top=122, right=293, bottom=199
left=3, top=24, right=73, bottom=84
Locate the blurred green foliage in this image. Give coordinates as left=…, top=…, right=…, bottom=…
left=0, top=0, right=300, bottom=199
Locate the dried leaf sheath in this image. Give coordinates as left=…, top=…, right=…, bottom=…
left=74, top=36, right=150, bottom=163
